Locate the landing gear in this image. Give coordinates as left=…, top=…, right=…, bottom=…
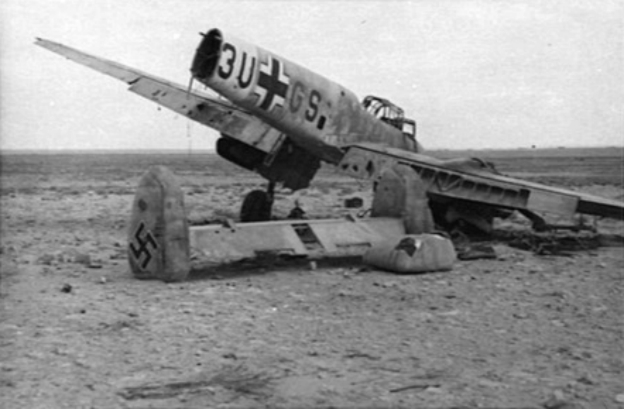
left=240, top=182, right=275, bottom=222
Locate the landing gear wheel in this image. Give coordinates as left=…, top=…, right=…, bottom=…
left=240, top=189, right=273, bottom=222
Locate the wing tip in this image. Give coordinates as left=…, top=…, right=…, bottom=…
left=34, top=37, right=50, bottom=46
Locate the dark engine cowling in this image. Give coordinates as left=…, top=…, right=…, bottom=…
left=216, top=135, right=320, bottom=191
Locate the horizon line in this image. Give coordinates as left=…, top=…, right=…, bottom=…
left=1, top=145, right=622, bottom=155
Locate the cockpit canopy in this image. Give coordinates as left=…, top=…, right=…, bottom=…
left=362, top=95, right=416, bottom=140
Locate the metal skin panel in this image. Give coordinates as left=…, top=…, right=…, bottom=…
left=526, top=190, right=579, bottom=217
left=190, top=222, right=308, bottom=261
left=189, top=218, right=405, bottom=264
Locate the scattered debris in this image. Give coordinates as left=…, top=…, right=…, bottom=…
left=389, top=382, right=441, bottom=393
left=118, top=364, right=275, bottom=401
left=598, top=234, right=624, bottom=247
left=455, top=242, right=497, bottom=260
left=344, top=197, right=364, bottom=208
left=88, top=260, right=103, bottom=269
left=287, top=200, right=307, bottom=219
left=494, top=230, right=618, bottom=256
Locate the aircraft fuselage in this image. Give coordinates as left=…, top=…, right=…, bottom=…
left=191, top=28, right=419, bottom=163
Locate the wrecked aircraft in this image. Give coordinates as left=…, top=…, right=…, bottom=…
left=35, top=29, right=624, bottom=280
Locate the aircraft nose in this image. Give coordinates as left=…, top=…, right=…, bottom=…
left=190, top=29, right=222, bottom=81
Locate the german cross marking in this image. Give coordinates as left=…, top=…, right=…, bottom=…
left=254, top=56, right=290, bottom=112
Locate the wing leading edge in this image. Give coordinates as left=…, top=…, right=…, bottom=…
left=34, top=38, right=283, bottom=154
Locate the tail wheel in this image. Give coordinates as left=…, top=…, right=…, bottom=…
left=240, top=190, right=273, bottom=222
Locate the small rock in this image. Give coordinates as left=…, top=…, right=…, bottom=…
left=61, top=284, right=72, bottom=293
left=309, top=261, right=317, bottom=271
left=98, top=277, right=107, bottom=284
left=88, top=256, right=104, bottom=269
left=37, top=254, right=56, bottom=266
left=543, top=390, right=583, bottom=409
left=615, top=394, right=624, bottom=403
left=74, top=253, right=91, bottom=265
left=576, top=375, right=594, bottom=385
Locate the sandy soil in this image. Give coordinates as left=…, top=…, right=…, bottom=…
left=1, top=151, right=623, bottom=408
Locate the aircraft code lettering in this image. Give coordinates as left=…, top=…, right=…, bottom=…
left=218, top=43, right=236, bottom=80
left=289, top=81, right=306, bottom=112
left=129, top=221, right=158, bottom=269
left=290, top=81, right=323, bottom=124
left=305, top=90, right=321, bottom=121
left=254, top=56, right=290, bottom=112
left=237, top=52, right=256, bottom=88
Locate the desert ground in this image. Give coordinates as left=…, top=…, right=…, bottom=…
left=1, top=147, right=623, bottom=408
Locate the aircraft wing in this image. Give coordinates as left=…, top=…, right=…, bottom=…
left=34, top=38, right=283, bottom=154
left=340, top=143, right=624, bottom=220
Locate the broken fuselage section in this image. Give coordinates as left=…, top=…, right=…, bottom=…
left=190, top=28, right=421, bottom=190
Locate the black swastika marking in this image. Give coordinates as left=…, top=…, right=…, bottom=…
left=130, top=222, right=158, bottom=269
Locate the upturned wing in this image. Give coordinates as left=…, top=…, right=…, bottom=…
left=34, top=38, right=282, bottom=153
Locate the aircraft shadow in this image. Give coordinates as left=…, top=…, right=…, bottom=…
left=187, top=255, right=364, bottom=281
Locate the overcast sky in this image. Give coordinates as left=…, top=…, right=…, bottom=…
left=1, top=0, right=622, bottom=151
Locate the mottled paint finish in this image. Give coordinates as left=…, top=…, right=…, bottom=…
left=191, top=29, right=417, bottom=164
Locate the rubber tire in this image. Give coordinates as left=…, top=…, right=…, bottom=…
left=240, top=190, right=273, bottom=222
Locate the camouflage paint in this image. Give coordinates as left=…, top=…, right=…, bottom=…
left=191, top=28, right=417, bottom=163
